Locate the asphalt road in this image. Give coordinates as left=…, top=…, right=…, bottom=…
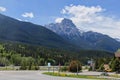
left=0, top=71, right=91, bottom=80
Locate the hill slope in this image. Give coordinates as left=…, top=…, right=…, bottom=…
left=0, top=14, right=73, bottom=49
left=0, top=42, right=113, bottom=65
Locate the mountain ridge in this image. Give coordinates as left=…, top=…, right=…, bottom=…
left=45, top=18, right=120, bottom=52
left=0, top=14, right=75, bottom=50
left=0, top=13, right=119, bottom=52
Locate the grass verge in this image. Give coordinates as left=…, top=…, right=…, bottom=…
left=0, top=67, right=14, bottom=70
left=43, top=72, right=108, bottom=80
left=110, top=74, right=120, bottom=78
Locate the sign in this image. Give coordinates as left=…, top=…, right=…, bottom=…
left=88, top=60, right=92, bottom=64
left=48, top=63, right=51, bottom=67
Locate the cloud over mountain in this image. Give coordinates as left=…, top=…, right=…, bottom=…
left=22, top=12, right=34, bottom=18
left=56, top=5, right=120, bottom=38
left=55, top=17, right=64, bottom=23
left=0, top=6, right=6, bottom=12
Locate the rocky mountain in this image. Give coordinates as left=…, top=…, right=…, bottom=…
left=45, top=19, right=87, bottom=48
left=0, top=14, right=74, bottom=49
left=45, top=18, right=120, bottom=52
left=0, top=13, right=119, bottom=52
left=115, top=38, right=120, bottom=42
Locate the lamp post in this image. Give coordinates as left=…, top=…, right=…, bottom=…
left=53, top=60, right=55, bottom=74
left=77, top=63, right=78, bottom=75
left=76, top=55, right=79, bottom=75
left=58, top=62, right=61, bottom=76
left=90, top=58, right=95, bottom=71
left=58, top=55, right=62, bottom=76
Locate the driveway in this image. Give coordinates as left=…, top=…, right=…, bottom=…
left=0, top=71, right=91, bottom=80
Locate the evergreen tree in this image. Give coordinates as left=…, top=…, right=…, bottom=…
left=111, top=58, right=120, bottom=72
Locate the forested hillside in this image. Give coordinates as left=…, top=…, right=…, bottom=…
left=0, top=42, right=113, bottom=67
left=0, top=14, right=75, bottom=50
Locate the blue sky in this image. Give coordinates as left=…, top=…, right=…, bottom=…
left=0, top=0, right=120, bottom=38
left=0, top=0, right=120, bottom=24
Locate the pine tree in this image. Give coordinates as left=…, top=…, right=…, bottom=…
left=111, top=58, right=120, bottom=72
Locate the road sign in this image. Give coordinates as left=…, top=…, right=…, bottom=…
left=48, top=63, right=51, bottom=67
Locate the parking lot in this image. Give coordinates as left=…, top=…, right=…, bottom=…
left=0, top=71, right=91, bottom=80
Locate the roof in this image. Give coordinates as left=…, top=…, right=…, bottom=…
left=116, top=49, right=120, bottom=53
left=115, top=49, right=120, bottom=57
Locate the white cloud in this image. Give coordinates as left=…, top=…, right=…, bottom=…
left=55, top=18, right=64, bottom=23
left=22, top=12, right=34, bottom=18
left=56, top=5, right=120, bottom=38
left=0, top=6, right=6, bottom=12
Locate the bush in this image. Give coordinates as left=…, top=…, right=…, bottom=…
left=60, top=66, right=68, bottom=72
left=100, top=72, right=109, bottom=76
left=34, top=66, right=39, bottom=70
left=20, top=66, right=27, bottom=70
left=89, top=66, right=92, bottom=71
left=98, top=64, right=104, bottom=72
left=69, top=60, right=82, bottom=72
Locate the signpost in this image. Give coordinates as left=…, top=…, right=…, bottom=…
left=88, top=59, right=95, bottom=71
left=48, top=62, right=51, bottom=72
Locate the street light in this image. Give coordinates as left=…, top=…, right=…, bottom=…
left=77, top=63, right=78, bottom=75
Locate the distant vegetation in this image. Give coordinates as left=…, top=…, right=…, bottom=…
left=0, top=41, right=114, bottom=70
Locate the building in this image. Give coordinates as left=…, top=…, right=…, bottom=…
left=104, top=64, right=112, bottom=72
left=115, top=49, right=120, bottom=58
left=114, top=49, right=120, bottom=73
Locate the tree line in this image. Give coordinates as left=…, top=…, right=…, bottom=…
left=0, top=42, right=113, bottom=70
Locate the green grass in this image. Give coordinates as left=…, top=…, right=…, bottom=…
left=0, top=67, right=14, bottom=70
left=110, top=74, right=120, bottom=78
left=43, top=72, right=108, bottom=80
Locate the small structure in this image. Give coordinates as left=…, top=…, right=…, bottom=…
left=114, top=49, right=120, bottom=73
left=88, top=59, right=95, bottom=71
left=115, top=49, right=120, bottom=58
left=104, top=64, right=112, bottom=72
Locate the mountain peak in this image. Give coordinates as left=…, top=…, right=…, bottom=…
left=60, top=18, right=77, bottom=28
left=61, top=18, right=73, bottom=24
left=45, top=18, right=120, bottom=52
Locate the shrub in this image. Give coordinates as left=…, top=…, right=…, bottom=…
left=20, top=65, right=27, bottom=70
left=89, top=66, right=92, bottom=71
left=100, top=72, right=109, bottom=76
left=60, top=66, right=68, bottom=72
left=98, top=63, right=104, bottom=72
left=69, top=60, right=82, bottom=72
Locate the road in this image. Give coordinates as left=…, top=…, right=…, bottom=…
left=0, top=71, right=91, bottom=80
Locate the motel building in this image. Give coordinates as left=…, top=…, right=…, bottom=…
left=114, top=49, right=120, bottom=73
left=115, top=49, right=120, bottom=59
left=103, top=49, right=120, bottom=72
